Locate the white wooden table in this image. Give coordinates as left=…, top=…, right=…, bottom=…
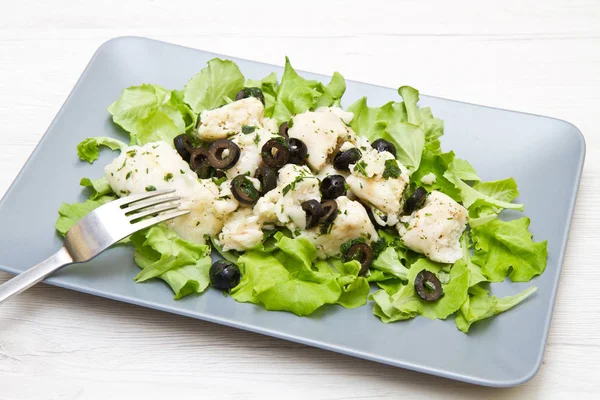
left=1, top=1, right=599, bottom=398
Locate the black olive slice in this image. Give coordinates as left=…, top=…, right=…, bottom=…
left=319, top=199, right=338, bottom=225
left=210, top=260, right=241, bottom=291
left=231, top=175, right=260, bottom=205
left=261, top=139, right=290, bottom=169
left=287, top=138, right=307, bottom=165
left=371, top=138, right=397, bottom=157
left=343, top=242, right=374, bottom=275
left=173, top=134, right=194, bottom=161
left=278, top=122, right=289, bottom=138
left=207, top=139, right=240, bottom=170
left=235, top=87, right=265, bottom=105
left=359, top=201, right=387, bottom=230
left=190, top=147, right=210, bottom=171
left=301, top=200, right=324, bottom=229
left=320, top=175, right=347, bottom=200
left=414, top=270, right=443, bottom=302
left=254, top=166, right=277, bottom=194
left=404, top=186, right=428, bottom=214
left=333, top=148, right=362, bottom=171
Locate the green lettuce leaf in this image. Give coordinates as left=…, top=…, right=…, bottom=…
left=183, top=58, right=245, bottom=114
left=80, top=177, right=113, bottom=200
left=460, top=233, right=488, bottom=287
left=451, top=158, right=481, bottom=182
left=270, top=57, right=322, bottom=123
left=444, top=171, right=524, bottom=212
left=347, top=87, right=432, bottom=172
left=455, top=285, right=537, bottom=333
left=471, top=217, right=548, bottom=282
left=376, top=278, right=405, bottom=296
left=411, top=150, right=462, bottom=201
left=134, top=110, right=180, bottom=145
left=108, top=84, right=195, bottom=146
left=131, top=225, right=212, bottom=299
left=371, top=247, right=409, bottom=281
left=372, top=258, right=469, bottom=323
left=315, top=72, right=346, bottom=108
left=55, top=195, right=116, bottom=236
left=76, top=137, right=127, bottom=164
left=108, top=84, right=169, bottom=133
left=419, top=106, right=444, bottom=147
left=230, top=233, right=369, bottom=316
left=347, top=97, right=381, bottom=138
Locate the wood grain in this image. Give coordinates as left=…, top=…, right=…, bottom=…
left=1, top=0, right=599, bottom=398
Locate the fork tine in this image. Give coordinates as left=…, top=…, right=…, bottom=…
left=113, top=189, right=176, bottom=207
left=123, top=195, right=182, bottom=214
left=128, top=203, right=181, bottom=221
left=131, top=209, right=190, bottom=231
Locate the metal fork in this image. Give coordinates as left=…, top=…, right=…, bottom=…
left=0, top=189, right=189, bottom=305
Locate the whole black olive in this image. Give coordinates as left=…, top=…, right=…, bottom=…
left=235, top=87, right=265, bottom=105
left=320, top=175, right=347, bottom=200
left=301, top=199, right=324, bottom=229
left=319, top=199, right=338, bottom=225
left=231, top=175, right=260, bottom=205
left=278, top=122, right=289, bottom=138
left=173, top=134, right=194, bottom=161
left=261, top=138, right=290, bottom=169
left=254, top=166, right=277, bottom=194
left=414, top=270, right=443, bottom=302
left=404, top=186, right=428, bottom=214
left=343, top=242, right=373, bottom=275
left=207, top=139, right=241, bottom=170
left=210, top=260, right=241, bottom=291
left=333, top=148, right=362, bottom=171
left=190, top=147, right=210, bottom=171
left=287, top=138, right=308, bottom=165
left=371, top=138, right=397, bottom=157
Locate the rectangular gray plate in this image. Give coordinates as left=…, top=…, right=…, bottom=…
left=0, top=37, right=585, bottom=387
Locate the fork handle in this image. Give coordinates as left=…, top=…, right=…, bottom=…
left=0, top=247, right=73, bottom=305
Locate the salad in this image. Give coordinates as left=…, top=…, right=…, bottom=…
left=56, top=58, right=547, bottom=333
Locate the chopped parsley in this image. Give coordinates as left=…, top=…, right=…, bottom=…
left=282, top=175, right=316, bottom=196
left=242, top=125, right=257, bottom=134
left=164, top=173, right=173, bottom=182
left=425, top=213, right=432, bottom=217
left=117, top=160, right=127, bottom=172
left=180, top=169, right=185, bottom=174
left=253, top=134, right=261, bottom=145
left=145, top=185, right=157, bottom=192
left=353, top=160, right=369, bottom=176
left=382, top=159, right=401, bottom=179
left=126, top=149, right=137, bottom=157
left=125, top=171, right=132, bottom=180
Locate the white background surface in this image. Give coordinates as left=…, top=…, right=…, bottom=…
left=1, top=0, right=599, bottom=398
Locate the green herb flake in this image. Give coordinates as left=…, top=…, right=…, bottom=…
left=145, top=185, right=157, bottom=192
left=382, top=159, right=401, bottom=179
left=125, top=171, right=132, bottom=180
left=242, top=125, right=257, bottom=134
left=164, top=173, right=174, bottom=182
left=126, top=149, right=137, bottom=157
left=354, top=160, right=369, bottom=177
